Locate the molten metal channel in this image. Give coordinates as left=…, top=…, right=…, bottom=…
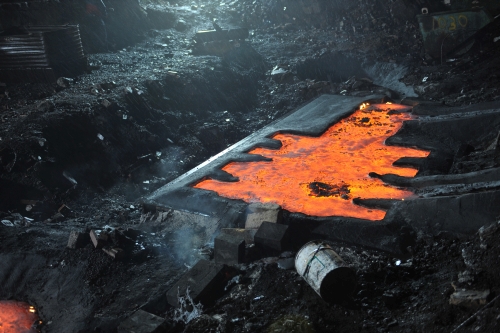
left=194, top=104, right=430, bottom=220
left=0, top=301, right=39, bottom=333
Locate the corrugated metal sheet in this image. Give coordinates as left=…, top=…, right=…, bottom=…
left=0, top=25, right=86, bottom=83
left=0, top=33, right=49, bottom=67
left=28, top=25, right=86, bottom=77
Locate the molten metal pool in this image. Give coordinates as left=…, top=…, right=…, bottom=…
left=0, top=301, right=39, bottom=333
left=194, top=103, right=430, bottom=220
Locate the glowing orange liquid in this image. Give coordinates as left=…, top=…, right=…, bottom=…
left=194, top=104, right=430, bottom=220
left=0, top=301, right=38, bottom=333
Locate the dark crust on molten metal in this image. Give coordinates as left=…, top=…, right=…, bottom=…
left=146, top=94, right=386, bottom=206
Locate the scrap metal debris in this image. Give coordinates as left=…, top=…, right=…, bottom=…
left=0, top=25, right=86, bottom=83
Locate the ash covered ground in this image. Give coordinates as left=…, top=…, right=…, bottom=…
left=1, top=0, right=500, bottom=332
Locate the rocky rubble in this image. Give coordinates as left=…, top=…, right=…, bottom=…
left=149, top=221, right=500, bottom=333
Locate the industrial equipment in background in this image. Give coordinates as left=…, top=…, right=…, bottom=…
left=417, top=0, right=500, bottom=60
left=0, top=25, right=86, bottom=83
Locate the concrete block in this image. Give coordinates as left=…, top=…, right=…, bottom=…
left=57, top=204, right=72, bottom=216
left=254, top=222, right=290, bottom=254
left=245, top=202, right=282, bottom=229
left=221, top=228, right=257, bottom=245
left=90, top=229, right=108, bottom=249
left=117, top=309, right=165, bottom=333
left=214, top=233, right=245, bottom=265
left=166, top=259, right=226, bottom=307
left=103, top=247, right=124, bottom=260
left=67, top=230, right=89, bottom=249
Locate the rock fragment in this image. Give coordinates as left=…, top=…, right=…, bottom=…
left=1, top=220, right=14, bottom=227
left=449, top=289, right=490, bottom=307
left=101, top=99, right=113, bottom=108
left=175, top=19, right=188, bottom=31
left=270, top=66, right=293, bottom=83
left=56, top=77, right=73, bottom=88
left=37, top=99, right=55, bottom=112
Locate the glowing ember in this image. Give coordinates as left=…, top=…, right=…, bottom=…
left=0, top=301, right=39, bottom=333
left=194, top=104, right=430, bottom=220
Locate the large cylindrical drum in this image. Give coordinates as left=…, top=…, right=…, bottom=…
left=295, top=241, right=357, bottom=303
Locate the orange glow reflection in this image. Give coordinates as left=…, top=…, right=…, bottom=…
left=194, top=104, right=430, bottom=220
left=0, top=301, right=39, bottom=333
